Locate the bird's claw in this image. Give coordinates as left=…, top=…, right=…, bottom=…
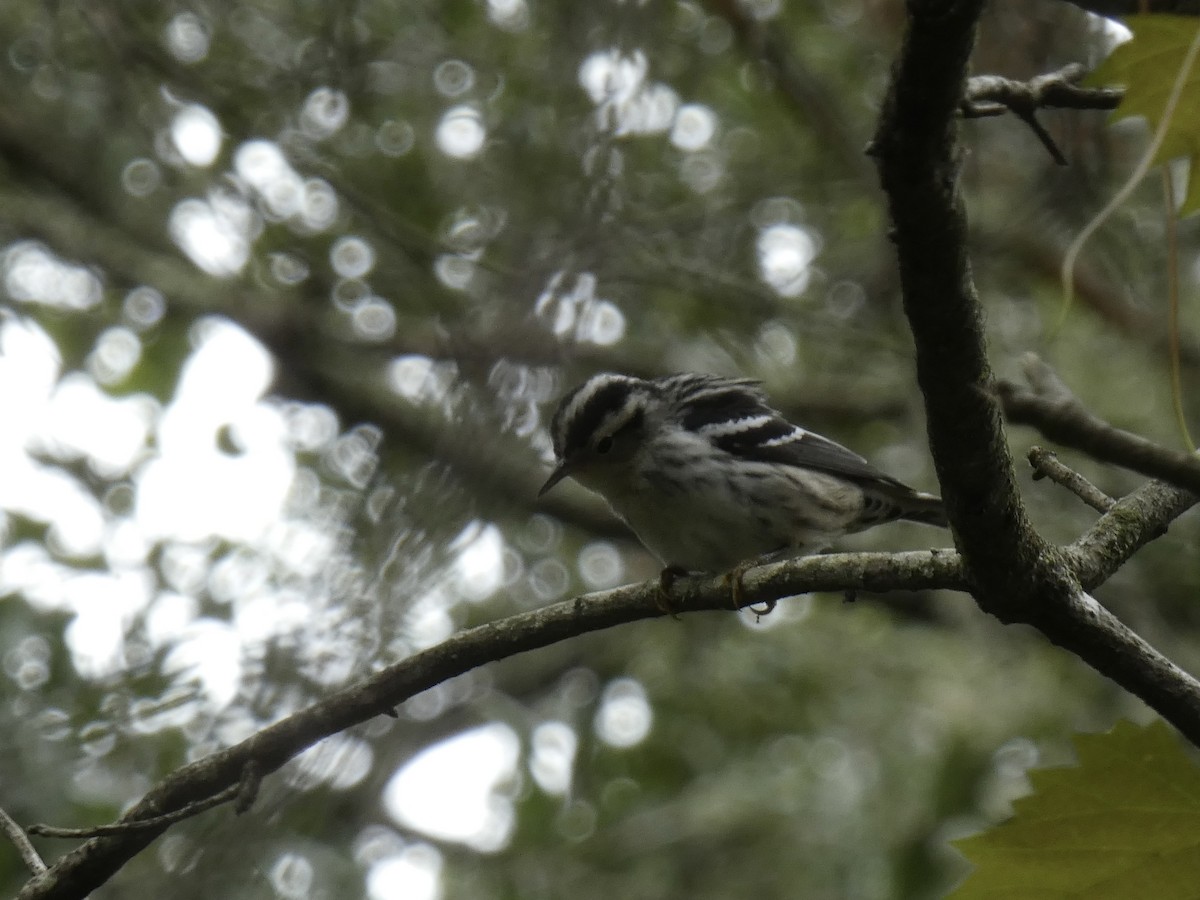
left=725, top=559, right=777, bottom=619
left=660, top=562, right=778, bottom=620
left=657, top=565, right=689, bottom=618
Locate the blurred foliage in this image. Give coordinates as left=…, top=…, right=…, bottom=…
left=1089, top=15, right=1200, bottom=214
left=952, top=720, right=1200, bottom=898
left=0, top=1, right=1198, bottom=899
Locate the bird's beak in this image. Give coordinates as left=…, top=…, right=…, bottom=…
left=538, top=461, right=571, bottom=498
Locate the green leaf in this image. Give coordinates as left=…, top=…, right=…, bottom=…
left=1088, top=15, right=1200, bottom=214
left=950, top=720, right=1200, bottom=898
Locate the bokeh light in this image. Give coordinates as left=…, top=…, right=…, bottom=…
left=594, top=678, right=652, bottom=748
left=436, top=106, right=486, bottom=159
left=384, top=724, right=520, bottom=851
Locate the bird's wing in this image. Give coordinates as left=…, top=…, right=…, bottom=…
left=714, top=418, right=910, bottom=489
left=667, top=373, right=925, bottom=494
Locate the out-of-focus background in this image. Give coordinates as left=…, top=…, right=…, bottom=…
left=0, top=2, right=1195, bottom=897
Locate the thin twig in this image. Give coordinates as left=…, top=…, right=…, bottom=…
left=27, top=761, right=265, bottom=841
left=27, top=784, right=241, bottom=839
left=1014, top=109, right=1069, bottom=165
left=962, top=64, right=1124, bottom=165
left=1028, top=446, right=1115, bottom=513
left=0, top=805, right=46, bottom=875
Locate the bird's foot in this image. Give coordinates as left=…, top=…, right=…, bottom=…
left=724, top=558, right=777, bottom=619
left=657, top=565, right=689, bottom=617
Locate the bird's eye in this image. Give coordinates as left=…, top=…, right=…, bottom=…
left=596, top=436, right=614, bottom=454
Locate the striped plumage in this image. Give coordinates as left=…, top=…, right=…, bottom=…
left=540, top=373, right=945, bottom=573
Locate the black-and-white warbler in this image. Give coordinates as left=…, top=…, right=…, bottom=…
left=540, top=373, right=946, bottom=588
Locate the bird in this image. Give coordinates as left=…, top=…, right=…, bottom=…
left=539, top=372, right=946, bottom=610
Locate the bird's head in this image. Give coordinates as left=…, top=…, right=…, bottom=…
left=539, top=373, right=653, bottom=497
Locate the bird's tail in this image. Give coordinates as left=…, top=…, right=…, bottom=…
left=899, top=491, right=947, bottom=528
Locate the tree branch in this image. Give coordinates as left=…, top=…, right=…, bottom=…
left=872, top=0, right=1200, bottom=760
left=1028, top=446, right=1115, bottom=513
left=872, top=0, right=1044, bottom=606
left=994, top=355, right=1198, bottom=586
left=1068, top=479, right=1196, bottom=589
left=998, top=354, right=1200, bottom=494
left=963, top=64, right=1123, bottom=165
left=16, top=549, right=962, bottom=900
left=19, top=459, right=1200, bottom=900
left=0, top=805, right=46, bottom=877
left=964, top=65, right=1123, bottom=116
